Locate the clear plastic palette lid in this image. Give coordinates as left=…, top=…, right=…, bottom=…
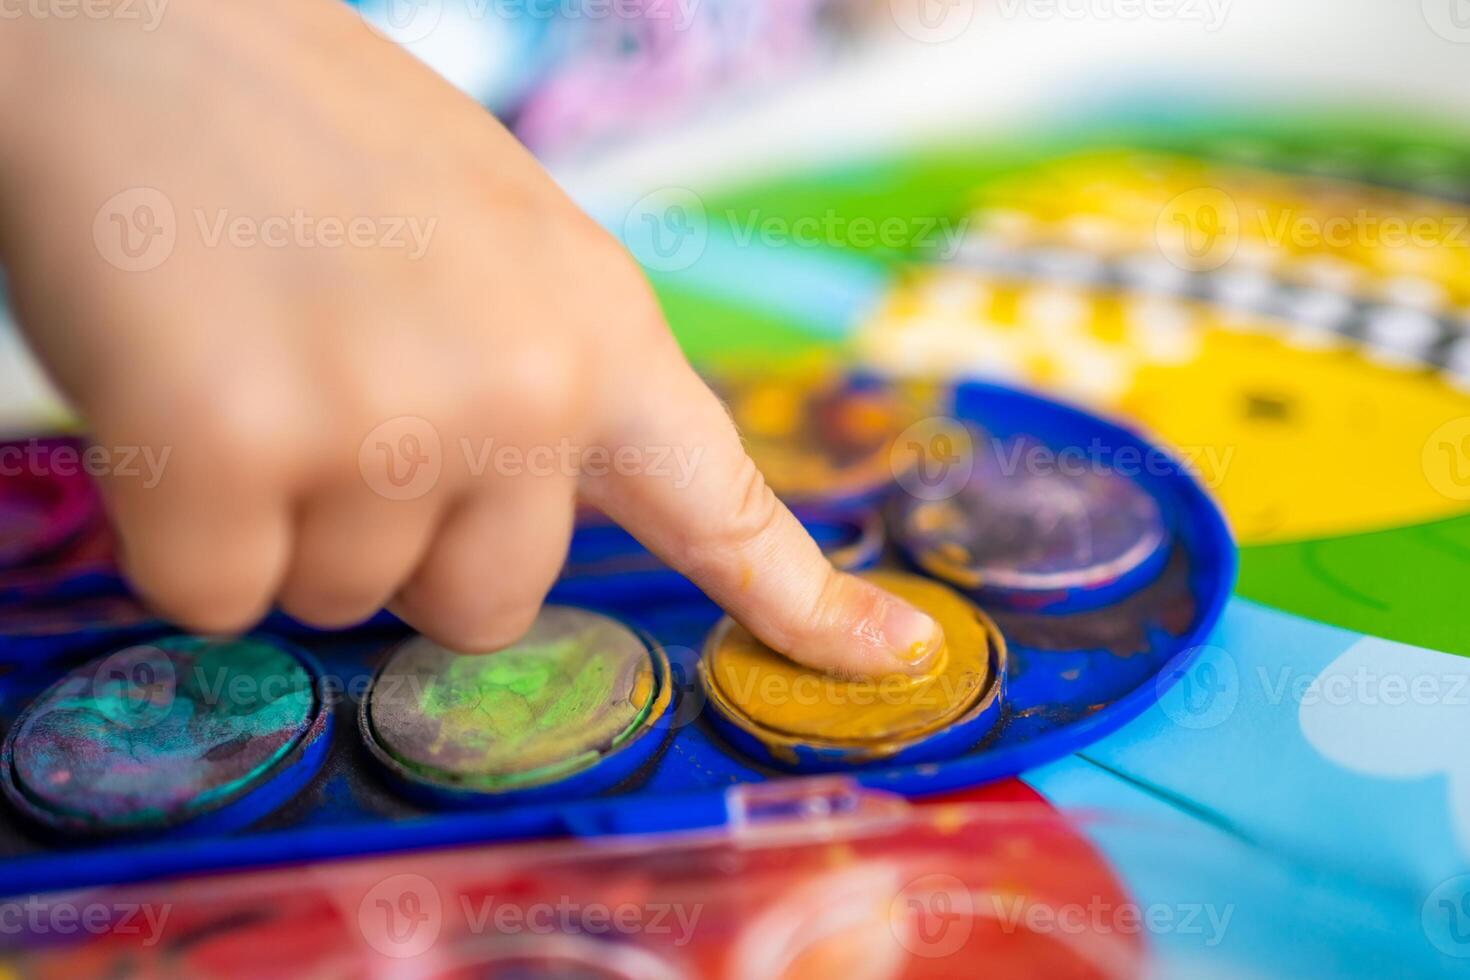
left=0, top=779, right=1440, bottom=979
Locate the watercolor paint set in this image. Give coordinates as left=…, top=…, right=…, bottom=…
left=0, top=378, right=1234, bottom=898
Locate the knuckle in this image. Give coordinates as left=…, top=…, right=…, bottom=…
left=97, top=390, right=293, bottom=491
left=815, top=571, right=881, bottom=640
left=688, top=457, right=783, bottom=569
left=557, top=219, right=671, bottom=349
left=775, top=573, right=844, bottom=656
left=484, top=339, right=585, bottom=434
left=604, top=270, right=670, bottom=347
left=552, top=208, right=631, bottom=273
left=181, top=385, right=300, bottom=474
left=335, top=380, right=404, bottom=438
left=724, top=458, right=785, bottom=549
left=334, top=342, right=441, bottom=421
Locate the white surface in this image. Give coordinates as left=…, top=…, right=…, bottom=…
left=0, top=311, right=68, bottom=435
left=554, top=0, right=1470, bottom=207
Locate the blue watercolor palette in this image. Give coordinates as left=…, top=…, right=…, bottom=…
left=0, top=381, right=1234, bottom=896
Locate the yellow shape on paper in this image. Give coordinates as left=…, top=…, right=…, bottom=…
left=855, top=270, right=1470, bottom=545
left=1121, top=330, right=1470, bottom=543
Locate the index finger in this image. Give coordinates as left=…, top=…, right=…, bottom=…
left=582, top=357, right=943, bottom=678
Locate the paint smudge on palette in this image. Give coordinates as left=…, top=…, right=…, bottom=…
left=991, top=547, right=1198, bottom=659
left=993, top=547, right=1201, bottom=717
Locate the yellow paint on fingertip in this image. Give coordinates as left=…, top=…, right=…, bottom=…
left=702, top=571, right=998, bottom=752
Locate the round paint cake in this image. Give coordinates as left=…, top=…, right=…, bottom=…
left=3, top=636, right=320, bottom=833
left=893, top=434, right=1169, bottom=610
left=710, top=369, right=913, bottom=505
left=365, top=607, right=659, bottom=794
left=701, top=570, right=1001, bottom=760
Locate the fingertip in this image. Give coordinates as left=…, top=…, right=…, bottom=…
left=876, top=587, right=946, bottom=674
left=116, top=521, right=289, bottom=638
left=388, top=487, right=573, bottom=656
left=388, top=599, right=536, bottom=656
left=589, top=366, right=943, bottom=678
left=136, top=584, right=273, bottom=638
left=818, top=572, right=944, bottom=678
left=276, top=595, right=384, bottom=633
left=737, top=569, right=942, bottom=679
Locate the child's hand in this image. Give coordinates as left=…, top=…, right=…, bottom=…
left=0, top=0, right=942, bottom=676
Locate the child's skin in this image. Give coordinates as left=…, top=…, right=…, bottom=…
left=0, top=0, right=942, bottom=676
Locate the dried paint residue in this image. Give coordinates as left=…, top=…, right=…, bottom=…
left=369, top=607, right=655, bottom=790
left=11, top=636, right=314, bottom=827
left=704, top=570, right=993, bottom=746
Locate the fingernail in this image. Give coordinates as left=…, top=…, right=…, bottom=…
left=883, top=601, right=944, bottom=671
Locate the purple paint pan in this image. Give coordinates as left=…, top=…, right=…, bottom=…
left=0, top=438, right=105, bottom=571
left=892, top=433, right=1171, bottom=612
